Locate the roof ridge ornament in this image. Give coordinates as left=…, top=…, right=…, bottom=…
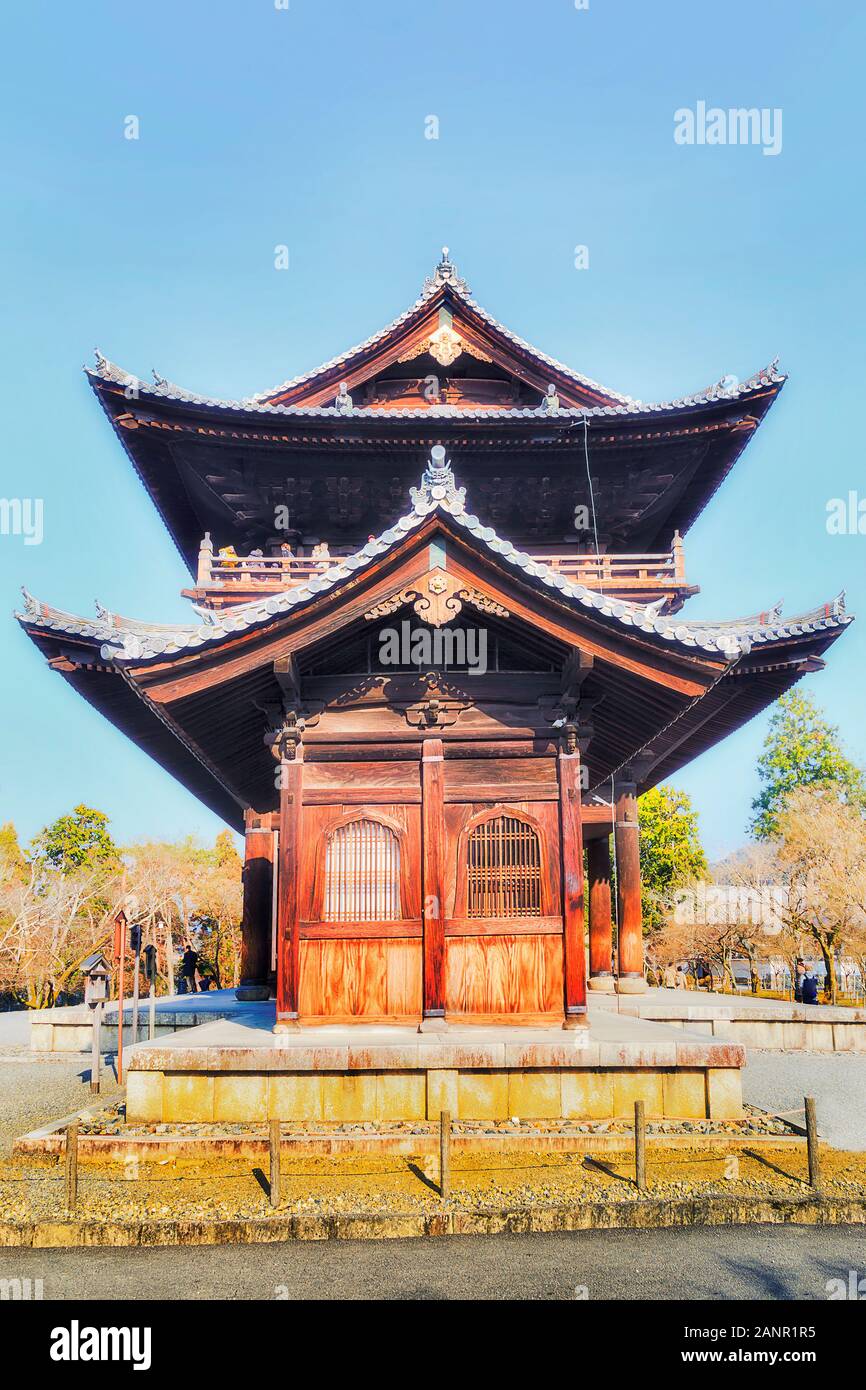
left=423, top=246, right=471, bottom=297
left=20, top=586, right=42, bottom=620
left=410, top=444, right=466, bottom=515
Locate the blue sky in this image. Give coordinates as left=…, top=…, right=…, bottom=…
left=1, top=0, right=864, bottom=858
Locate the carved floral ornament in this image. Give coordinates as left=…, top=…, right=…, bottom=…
left=397, top=325, right=492, bottom=369
left=364, top=569, right=509, bottom=628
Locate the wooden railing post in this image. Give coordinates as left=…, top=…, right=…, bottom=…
left=672, top=530, right=685, bottom=582
left=439, top=1110, right=451, bottom=1199
left=197, top=532, right=213, bottom=586
left=269, top=1118, right=281, bottom=1207
left=634, top=1100, right=647, bottom=1191
left=66, top=1121, right=79, bottom=1213
left=805, top=1096, right=821, bottom=1190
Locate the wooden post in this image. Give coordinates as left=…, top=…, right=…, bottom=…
left=114, top=911, right=127, bottom=1082
left=558, top=748, right=588, bottom=1026
left=587, top=835, right=614, bottom=990
left=614, top=776, right=645, bottom=993
left=90, top=1002, right=101, bottom=1094
left=634, top=1100, right=647, bottom=1192
left=197, top=531, right=213, bottom=586
left=421, top=738, right=446, bottom=1029
left=276, top=751, right=304, bottom=1022
left=238, top=811, right=275, bottom=1000
left=66, top=1121, right=79, bottom=1213
left=672, top=529, right=685, bottom=582
left=131, top=937, right=141, bottom=1045
left=805, top=1096, right=821, bottom=1190
left=269, top=1118, right=281, bottom=1208
left=439, top=1110, right=451, bottom=1199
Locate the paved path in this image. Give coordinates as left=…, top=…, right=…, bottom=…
left=742, top=1052, right=866, bottom=1151
left=2, top=1226, right=864, bottom=1300
left=0, top=1011, right=31, bottom=1047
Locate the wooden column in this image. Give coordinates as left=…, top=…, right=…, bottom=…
left=587, top=835, right=614, bottom=992
left=614, top=776, right=646, bottom=993
left=275, top=749, right=304, bottom=1025
left=558, top=749, right=588, bottom=1026
left=238, top=810, right=274, bottom=1001
left=421, top=737, right=446, bottom=1030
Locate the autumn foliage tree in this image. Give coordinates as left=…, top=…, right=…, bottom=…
left=0, top=807, right=243, bottom=1009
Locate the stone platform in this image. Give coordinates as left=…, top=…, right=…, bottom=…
left=592, top=988, right=866, bottom=1053
left=125, top=1003, right=744, bottom=1126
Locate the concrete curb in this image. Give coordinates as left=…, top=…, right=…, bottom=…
left=1, top=1195, right=863, bottom=1248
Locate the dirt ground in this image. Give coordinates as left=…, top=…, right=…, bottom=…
left=4, top=1142, right=866, bottom=1226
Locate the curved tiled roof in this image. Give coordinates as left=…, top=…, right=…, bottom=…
left=88, top=251, right=784, bottom=420
left=16, top=459, right=851, bottom=667
left=87, top=352, right=785, bottom=422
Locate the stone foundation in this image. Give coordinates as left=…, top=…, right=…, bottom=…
left=127, top=1064, right=743, bottom=1125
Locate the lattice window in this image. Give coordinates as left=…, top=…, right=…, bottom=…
left=324, top=820, right=401, bottom=922
left=466, top=815, right=542, bottom=919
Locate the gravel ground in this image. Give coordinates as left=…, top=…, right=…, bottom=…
left=0, top=1047, right=122, bottom=1159
left=742, top=1051, right=866, bottom=1151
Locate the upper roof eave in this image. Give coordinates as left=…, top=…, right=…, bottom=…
left=86, top=247, right=786, bottom=421
left=85, top=356, right=786, bottom=424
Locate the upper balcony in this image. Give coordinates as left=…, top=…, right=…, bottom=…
left=183, top=532, right=696, bottom=614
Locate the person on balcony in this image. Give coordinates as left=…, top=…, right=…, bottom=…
left=218, top=544, right=240, bottom=580
left=280, top=541, right=294, bottom=572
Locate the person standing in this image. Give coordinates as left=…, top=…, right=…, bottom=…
left=801, top=963, right=819, bottom=1006
left=181, top=940, right=200, bottom=994
left=794, top=960, right=805, bottom=1003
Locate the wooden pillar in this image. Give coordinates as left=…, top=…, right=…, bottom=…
left=237, top=810, right=274, bottom=1001
left=275, top=749, right=304, bottom=1025
left=614, top=776, right=646, bottom=993
left=421, top=737, right=446, bottom=1030
left=587, top=835, right=614, bottom=992
left=558, top=749, right=588, bottom=1026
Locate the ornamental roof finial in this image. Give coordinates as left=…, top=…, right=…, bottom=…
left=423, top=247, right=470, bottom=297
left=410, top=444, right=467, bottom=515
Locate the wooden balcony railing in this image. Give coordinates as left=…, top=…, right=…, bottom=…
left=190, top=531, right=693, bottom=611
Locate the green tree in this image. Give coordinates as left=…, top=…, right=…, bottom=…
left=638, top=784, right=708, bottom=932
left=32, top=804, right=120, bottom=875
left=750, top=691, right=864, bottom=840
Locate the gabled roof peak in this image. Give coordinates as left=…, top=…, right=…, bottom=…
left=422, top=247, right=471, bottom=297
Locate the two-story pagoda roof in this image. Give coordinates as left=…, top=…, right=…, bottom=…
left=86, top=250, right=785, bottom=569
